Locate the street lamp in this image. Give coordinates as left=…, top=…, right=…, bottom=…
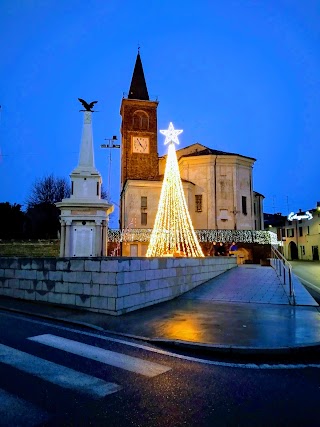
left=101, top=135, right=120, bottom=149
left=100, top=135, right=120, bottom=200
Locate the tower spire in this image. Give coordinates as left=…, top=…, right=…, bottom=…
left=128, top=50, right=149, bottom=100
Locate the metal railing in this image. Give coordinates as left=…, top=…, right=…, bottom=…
left=270, top=245, right=296, bottom=305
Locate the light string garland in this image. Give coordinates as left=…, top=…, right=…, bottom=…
left=146, top=122, right=204, bottom=257
left=107, top=229, right=278, bottom=245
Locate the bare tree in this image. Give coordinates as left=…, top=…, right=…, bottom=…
left=101, top=184, right=109, bottom=201
left=26, top=174, right=70, bottom=209
left=24, top=174, right=71, bottom=238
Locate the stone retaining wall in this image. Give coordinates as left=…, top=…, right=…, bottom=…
left=0, top=257, right=237, bottom=315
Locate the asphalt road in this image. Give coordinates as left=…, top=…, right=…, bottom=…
left=291, top=261, right=320, bottom=302
left=1, top=310, right=320, bottom=426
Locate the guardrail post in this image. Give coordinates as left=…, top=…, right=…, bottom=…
left=279, top=259, right=281, bottom=276
left=288, top=268, right=292, bottom=296
left=271, top=245, right=295, bottom=305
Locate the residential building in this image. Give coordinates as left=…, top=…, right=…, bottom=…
left=264, top=203, right=320, bottom=261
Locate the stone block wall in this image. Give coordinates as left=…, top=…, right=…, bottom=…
left=0, top=256, right=237, bottom=315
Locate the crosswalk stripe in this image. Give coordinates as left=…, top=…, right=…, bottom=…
left=0, top=388, right=50, bottom=427
left=0, top=344, right=121, bottom=399
left=28, top=334, right=171, bottom=377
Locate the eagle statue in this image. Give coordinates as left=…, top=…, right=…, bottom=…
left=78, top=98, right=98, bottom=112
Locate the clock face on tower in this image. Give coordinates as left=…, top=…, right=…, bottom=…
left=132, top=136, right=149, bottom=154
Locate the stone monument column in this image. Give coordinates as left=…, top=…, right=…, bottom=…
left=59, top=220, right=66, bottom=257
left=56, top=100, right=114, bottom=258
left=95, top=220, right=102, bottom=256
left=102, top=219, right=107, bottom=256
left=65, top=221, right=71, bottom=257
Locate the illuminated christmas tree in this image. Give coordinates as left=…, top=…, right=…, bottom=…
left=146, top=123, right=204, bottom=257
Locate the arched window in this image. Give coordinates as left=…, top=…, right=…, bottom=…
left=133, top=110, right=149, bottom=130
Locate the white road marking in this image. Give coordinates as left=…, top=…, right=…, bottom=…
left=1, top=311, right=319, bottom=370
left=0, top=388, right=50, bottom=427
left=28, top=334, right=171, bottom=377
left=0, top=343, right=121, bottom=398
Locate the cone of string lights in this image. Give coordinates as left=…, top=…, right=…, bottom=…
left=146, top=122, right=204, bottom=258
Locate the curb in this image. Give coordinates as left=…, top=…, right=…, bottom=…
left=2, top=303, right=320, bottom=360
left=0, top=304, right=105, bottom=332
left=147, top=337, right=320, bottom=357
left=299, top=277, right=320, bottom=295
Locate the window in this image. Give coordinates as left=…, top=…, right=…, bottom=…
left=287, top=229, right=294, bottom=238
left=71, top=181, right=74, bottom=195
left=277, top=228, right=282, bottom=241
left=141, top=196, right=147, bottom=209
left=299, top=227, right=303, bottom=237
left=141, top=244, right=148, bottom=257
left=141, top=212, right=147, bottom=225
left=96, top=182, right=99, bottom=196
left=281, top=228, right=286, bottom=238
left=195, top=195, right=202, bottom=212
left=130, top=244, right=138, bottom=257
left=300, top=246, right=305, bottom=256
left=133, top=111, right=149, bottom=130
left=141, top=116, right=148, bottom=129
left=242, top=196, right=247, bottom=215
left=220, top=209, right=229, bottom=220
left=307, top=226, right=310, bottom=235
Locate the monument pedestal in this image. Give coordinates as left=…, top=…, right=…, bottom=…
left=56, top=200, right=113, bottom=257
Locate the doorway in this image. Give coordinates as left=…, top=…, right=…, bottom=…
left=289, top=241, right=298, bottom=260
left=130, top=244, right=138, bottom=257
left=312, top=246, right=319, bottom=261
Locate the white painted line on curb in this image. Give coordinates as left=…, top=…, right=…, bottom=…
left=0, top=343, right=121, bottom=398
left=28, top=334, right=171, bottom=377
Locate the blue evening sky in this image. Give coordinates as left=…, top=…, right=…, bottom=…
left=0, top=0, right=319, bottom=228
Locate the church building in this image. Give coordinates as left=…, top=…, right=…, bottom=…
left=119, top=52, right=264, bottom=257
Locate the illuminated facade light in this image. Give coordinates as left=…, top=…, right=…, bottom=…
left=287, top=211, right=313, bottom=221
left=146, top=123, right=204, bottom=257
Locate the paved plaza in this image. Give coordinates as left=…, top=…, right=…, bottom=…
left=181, top=264, right=317, bottom=306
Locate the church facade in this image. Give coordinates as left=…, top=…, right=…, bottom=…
left=119, top=52, right=264, bottom=257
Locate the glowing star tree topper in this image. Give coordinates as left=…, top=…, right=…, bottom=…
left=146, top=122, right=204, bottom=258
left=160, top=122, right=183, bottom=145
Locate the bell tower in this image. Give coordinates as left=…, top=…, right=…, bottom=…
left=120, top=51, right=159, bottom=189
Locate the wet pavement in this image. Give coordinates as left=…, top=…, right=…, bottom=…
left=1, top=265, right=320, bottom=356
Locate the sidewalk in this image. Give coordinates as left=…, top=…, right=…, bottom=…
left=1, top=265, right=320, bottom=358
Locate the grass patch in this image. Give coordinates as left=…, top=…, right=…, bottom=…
left=0, top=241, right=60, bottom=257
